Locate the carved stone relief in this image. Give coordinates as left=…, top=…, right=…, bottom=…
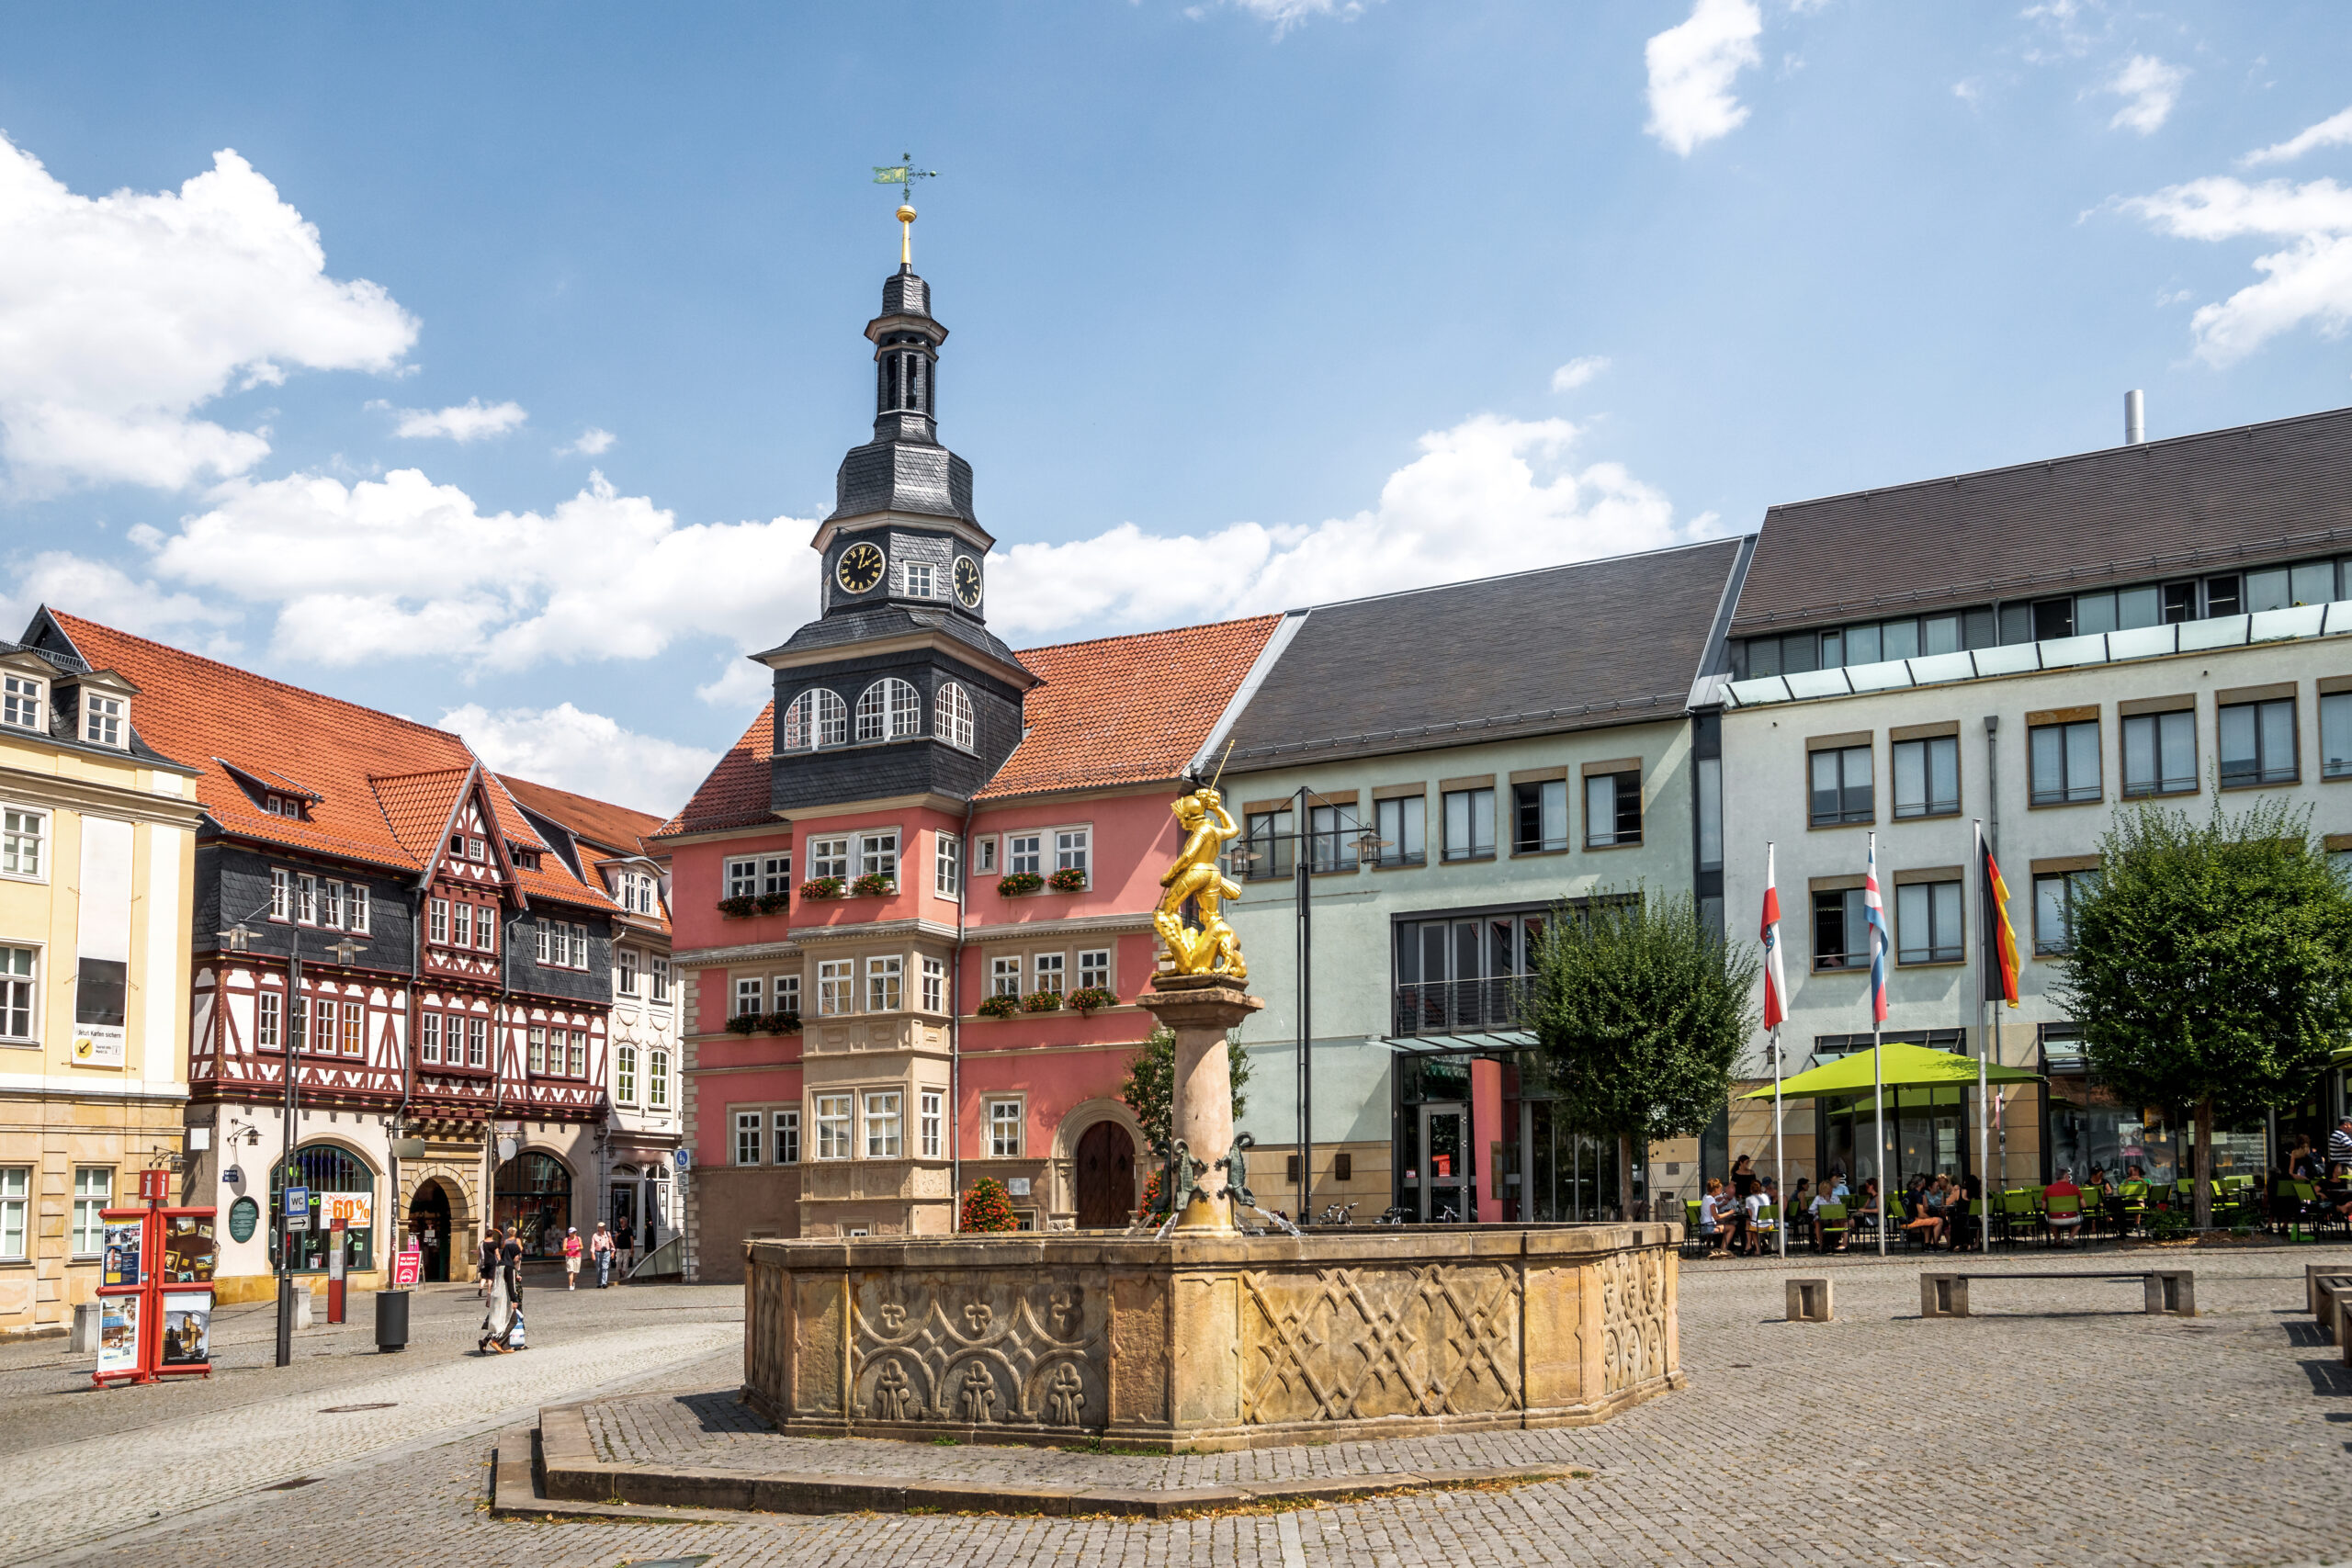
left=1238, top=1263, right=1523, bottom=1427
left=849, top=1274, right=1108, bottom=1430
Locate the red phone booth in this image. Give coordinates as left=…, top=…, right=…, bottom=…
left=92, top=1170, right=217, bottom=1388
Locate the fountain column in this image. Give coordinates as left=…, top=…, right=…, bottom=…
left=1136, top=974, right=1263, bottom=1233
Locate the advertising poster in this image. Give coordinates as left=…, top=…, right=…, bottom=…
left=391, top=1247, right=422, bottom=1288
left=102, top=1219, right=142, bottom=1289
left=160, top=1293, right=211, bottom=1367
left=96, top=1295, right=141, bottom=1378
left=320, top=1192, right=372, bottom=1229
left=162, top=1215, right=218, bottom=1284
left=72, top=1022, right=127, bottom=1067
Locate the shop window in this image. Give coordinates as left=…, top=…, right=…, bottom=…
left=268, top=1146, right=375, bottom=1272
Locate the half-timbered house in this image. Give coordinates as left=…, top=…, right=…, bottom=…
left=20, top=612, right=628, bottom=1298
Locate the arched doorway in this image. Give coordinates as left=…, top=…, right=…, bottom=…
left=1074, top=1122, right=1136, bottom=1229
left=493, top=1152, right=571, bottom=1258
left=406, top=1180, right=453, bottom=1282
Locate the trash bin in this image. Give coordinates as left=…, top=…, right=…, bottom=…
left=375, top=1288, right=410, bottom=1352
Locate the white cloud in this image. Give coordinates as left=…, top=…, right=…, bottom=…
left=2242, top=105, right=2352, bottom=168
left=1223, top=0, right=1363, bottom=36
left=1549, top=355, right=1611, bottom=392
left=0, top=547, right=240, bottom=653
left=0, top=134, right=415, bottom=493
left=390, top=399, right=526, bottom=442
left=1645, top=0, right=1764, bottom=157
left=2121, top=175, right=2352, bottom=365
left=985, top=413, right=1718, bottom=642
left=562, top=427, right=617, bottom=457
left=439, top=702, right=718, bottom=819
left=2104, top=55, right=2187, bottom=135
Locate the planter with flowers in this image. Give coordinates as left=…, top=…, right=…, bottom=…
left=851, top=872, right=895, bottom=898
left=1068, top=985, right=1116, bottom=1015
left=726, top=1012, right=761, bottom=1034
left=996, top=871, right=1045, bottom=897
left=799, top=875, right=845, bottom=901
left=977, top=993, right=1022, bottom=1020
left=1023, top=989, right=1064, bottom=1013
left=717, top=895, right=756, bottom=919
left=761, top=1010, right=802, bottom=1034
left=1046, top=867, right=1088, bottom=893
left=755, top=890, right=790, bottom=916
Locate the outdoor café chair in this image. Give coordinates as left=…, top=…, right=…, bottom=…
left=1815, top=1201, right=1849, bottom=1253
left=2043, top=1192, right=2086, bottom=1247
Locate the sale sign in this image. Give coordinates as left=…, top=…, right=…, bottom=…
left=319, top=1192, right=372, bottom=1228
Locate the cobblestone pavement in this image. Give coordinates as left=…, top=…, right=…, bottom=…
left=14, top=1247, right=2352, bottom=1568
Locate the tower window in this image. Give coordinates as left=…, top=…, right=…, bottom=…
left=935, top=682, right=976, bottom=752
left=856, top=679, right=922, bottom=742
left=784, top=687, right=850, bottom=750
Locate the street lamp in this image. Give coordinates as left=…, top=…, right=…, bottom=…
left=1282, top=787, right=1388, bottom=1226
left=217, top=911, right=365, bottom=1368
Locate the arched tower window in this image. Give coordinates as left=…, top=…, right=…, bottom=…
left=783, top=688, right=849, bottom=750
left=935, top=682, right=976, bottom=753
left=856, top=678, right=922, bottom=743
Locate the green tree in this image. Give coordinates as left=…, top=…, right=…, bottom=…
left=1118, top=1024, right=1251, bottom=1151
left=1526, top=889, right=1758, bottom=1219
left=2055, top=797, right=2352, bottom=1230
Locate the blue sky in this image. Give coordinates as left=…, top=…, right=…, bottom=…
left=2, top=1, right=2348, bottom=813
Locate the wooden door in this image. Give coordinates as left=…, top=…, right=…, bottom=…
left=1074, top=1121, right=1136, bottom=1229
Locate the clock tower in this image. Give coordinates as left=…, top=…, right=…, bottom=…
left=752, top=232, right=1035, bottom=814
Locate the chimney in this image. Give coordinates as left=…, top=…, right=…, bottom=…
left=2124, top=389, right=2145, bottom=446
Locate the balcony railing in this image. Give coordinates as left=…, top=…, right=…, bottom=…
left=1392, top=977, right=1531, bottom=1038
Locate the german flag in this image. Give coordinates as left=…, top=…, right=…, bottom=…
left=1982, top=829, right=2021, bottom=1007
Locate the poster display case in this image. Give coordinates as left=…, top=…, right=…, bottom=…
left=91, top=1190, right=217, bottom=1387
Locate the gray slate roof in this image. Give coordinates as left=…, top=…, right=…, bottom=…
left=1733, top=404, right=2352, bottom=637
left=756, top=604, right=1028, bottom=672
left=1222, top=538, right=1747, bottom=770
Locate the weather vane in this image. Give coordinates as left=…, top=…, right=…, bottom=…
left=872, top=152, right=940, bottom=266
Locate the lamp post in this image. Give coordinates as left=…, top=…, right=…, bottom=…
left=220, top=911, right=366, bottom=1369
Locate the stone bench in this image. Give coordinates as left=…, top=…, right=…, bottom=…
left=2310, top=1272, right=2352, bottom=1360
left=1918, top=1269, right=2195, bottom=1319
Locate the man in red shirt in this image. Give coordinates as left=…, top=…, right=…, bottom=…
left=2043, top=1168, right=2085, bottom=1248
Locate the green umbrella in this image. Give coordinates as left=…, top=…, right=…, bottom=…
left=1742, top=1039, right=2041, bottom=1100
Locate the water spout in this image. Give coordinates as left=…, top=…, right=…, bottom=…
left=1152, top=1207, right=1182, bottom=1243
left=1247, top=1204, right=1302, bottom=1238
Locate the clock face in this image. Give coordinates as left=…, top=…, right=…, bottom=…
left=953, top=555, right=984, bottom=608
left=835, top=540, right=887, bottom=594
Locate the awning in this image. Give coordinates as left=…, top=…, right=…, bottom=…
left=1375, top=1031, right=1534, bottom=1058
left=1743, top=1040, right=2042, bottom=1100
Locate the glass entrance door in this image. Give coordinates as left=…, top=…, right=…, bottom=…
left=1419, top=1103, right=1467, bottom=1221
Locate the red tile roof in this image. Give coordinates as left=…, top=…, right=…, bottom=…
left=502, top=775, right=671, bottom=858
left=656, top=615, right=1280, bottom=836
left=47, top=611, right=617, bottom=914
left=977, top=615, right=1282, bottom=800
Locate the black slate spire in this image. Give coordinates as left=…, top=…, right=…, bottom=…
left=828, top=263, right=977, bottom=525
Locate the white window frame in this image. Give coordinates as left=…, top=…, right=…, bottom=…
left=1032, top=952, right=1065, bottom=997
left=618, top=948, right=640, bottom=996
left=773, top=1108, right=799, bottom=1164
left=855, top=678, right=923, bottom=743
left=935, top=682, right=976, bottom=753
left=922, top=955, right=945, bottom=1014
left=534, top=918, right=550, bottom=962
left=417, top=1009, right=439, bottom=1065
left=761, top=855, right=792, bottom=895
left=1079, top=948, right=1111, bottom=992
left=259, top=990, right=282, bottom=1051
left=725, top=857, right=758, bottom=898
left=649, top=1049, right=669, bottom=1110
left=817, top=959, right=854, bottom=1016
left=1007, top=833, right=1042, bottom=875
left=734, top=1110, right=763, bottom=1168
left=528, top=1023, right=548, bottom=1075
left=567, top=1029, right=586, bottom=1077
left=476, top=905, right=496, bottom=953
left=864, top=1089, right=904, bottom=1157
left=651, top=955, right=671, bottom=1002
left=988, top=1099, right=1023, bottom=1158
left=1054, top=827, right=1091, bottom=883
left=859, top=830, right=900, bottom=883
left=467, top=1015, right=488, bottom=1069
left=452, top=901, right=472, bottom=949
left=866, top=954, right=903, bottom=1012
left=81, top=693, right=125, bottom=749
left=1, top=673, right=44, bottom=733
left=808, top=836, right=851, bottom=882
left=347, top=885, right=370, bottom=934
left=0, top=1167, right=27, bottom=1260
left=1, top=808, right=46, bottom=881
left=905, top=560, right=935, bottom=598
left=321, top=879, right=344, bottom=931
left=71, top=1167, right=111, bottom=1256
left=920, top=1089, right=943, bottom=1159
left=0, top=944, right=35, bottom=1041
left=616, top=1041, right=639, bottom=1104
left=297, top=874, right=319, bottom=926
left=973, top=835, right=998, bottom=874
left=815, top=1093, right=853, bottom=1160
left=773, top=974, right=801, bottom=1017
left=989, top=955, right=1022, bottom=999
left=270, top=867, right=292, bottom=921
left=934, top=832, right=961, bottom=897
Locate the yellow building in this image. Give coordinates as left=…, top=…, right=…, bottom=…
left=0, top=637, right=201, bottom=1338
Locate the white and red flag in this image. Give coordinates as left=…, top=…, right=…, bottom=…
left=1760, top=843, right=1788, bottom=1031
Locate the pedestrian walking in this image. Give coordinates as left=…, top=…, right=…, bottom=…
left=591, top=1221, right=616, bottom=1289
left=562, top=1226, right=582, bottom=1290
left=615, top=1215, right=634, bottom=1277
left=477, top=1225, right=499, bottom=1301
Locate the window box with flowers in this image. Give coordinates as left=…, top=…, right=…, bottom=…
left=977, top=993, right=1022, bottom=1020
left=1046, top=866, right=1088, bottom=893
left=850, top=872, right=895, bottom=898
left=761, top=1010, right=803, bottom=1034
left=1023, top=990, right=1063, bottom=1013
left=996, top=871, right=1045, bottom=897
left=755, top=890, right=791, bottom=916
left=1068, top=985, right=1116, bottom=1014
left=800, top=875, right=845, bottom=901
left=726, top=1013, right=762, bottom=1034
left=718, top=895, right=757, bottom=919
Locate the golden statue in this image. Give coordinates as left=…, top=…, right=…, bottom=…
left=1155, top=785, right=1246, bottom=978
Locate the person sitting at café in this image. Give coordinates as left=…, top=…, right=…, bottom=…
left=1855, top=1178, right=1886, bottom=1240
left=1788, top=1178, right=1814, bottom=1248
left=1901, top=1179, right=1948, bottom=1248
left=1745, top=1177, right=1782, bottom=1256
left=1698, top=1178, right=1730, bottom=1258
left=1809, top=1183, right=1848, bottom=1253
left=2044, top=1167, right=2086, bottom=1247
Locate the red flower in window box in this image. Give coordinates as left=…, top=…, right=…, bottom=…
left=754, top=890, right=791, bottom=916
left=760, top=1010, right=802, bottom=1034
left=1068, top=985, right=1115, bottom=1014
left=725, top=1013, right=759, bottom=1035
left=1022, top=990, right=1063, bottom=1013
left=798, top=876, right=844, bottom=901
left=996, top=871, right=1044, bottom=897
left=977, top=993, right=1021, bottom=1020
left=1046, top=867, right=1088, bottom=893
left=849, top=872, right=895, bottom=898
left=717, top=895, right=756, bottom=919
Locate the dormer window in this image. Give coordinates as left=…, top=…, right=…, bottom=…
left=82, top=693, right=125, bottom=749
left=263, top=795, right=304, bottom=819
left=1, top=675, right=42, bottom=732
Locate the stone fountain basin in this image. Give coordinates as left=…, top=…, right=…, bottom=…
left=743, top=1222, right=1682, bottom=1453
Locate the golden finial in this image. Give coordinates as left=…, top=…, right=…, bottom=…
left=872, top=154, right=938, bottom=267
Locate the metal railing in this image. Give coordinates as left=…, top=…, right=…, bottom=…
left=1392, top=977, right=1531, bottom=1037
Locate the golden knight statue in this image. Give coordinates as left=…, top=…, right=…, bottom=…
left=1155, top=785, right=1247, bottom=979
